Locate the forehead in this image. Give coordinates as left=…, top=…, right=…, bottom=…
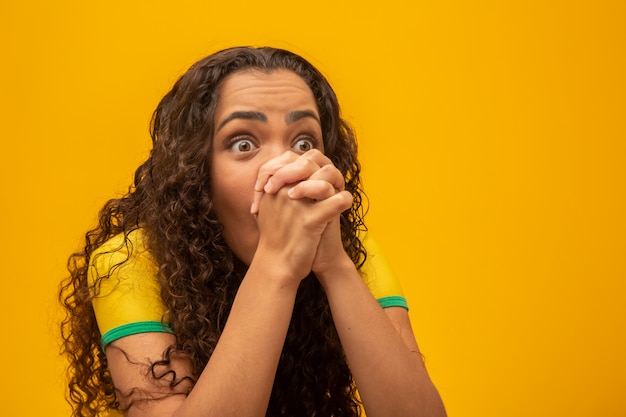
left=215, top=69, right=317, bottom=114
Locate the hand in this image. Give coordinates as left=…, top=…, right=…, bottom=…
left=289, top=165, right=353, bottom=278
left=250, top=150, right=344, bottom=214
left=254, top=184, right=351, bottom=281
left=252, top=150, right=352, bottom=281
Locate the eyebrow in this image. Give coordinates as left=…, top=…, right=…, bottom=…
left=285, top=110, right=321, bottom=125
left=217, top=111, right=267, bottom=131
left=217, top=109, right=321, bottom=132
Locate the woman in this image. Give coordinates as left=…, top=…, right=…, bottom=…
left=60, top=46, right=446, bottom=417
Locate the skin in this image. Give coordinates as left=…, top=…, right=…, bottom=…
left=210, top=69, right=347, bottom=268
left=104, top=69, right=447, bottom=417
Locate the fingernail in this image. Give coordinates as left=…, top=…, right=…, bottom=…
left=264, top=180, right=272, bottom=192
left=288, top=187, right=295, bottom=197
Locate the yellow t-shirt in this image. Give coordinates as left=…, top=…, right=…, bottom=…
left=89, top=229, right=407, bottom=347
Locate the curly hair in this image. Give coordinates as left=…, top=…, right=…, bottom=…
left=59, top=46, right=367, bottom=417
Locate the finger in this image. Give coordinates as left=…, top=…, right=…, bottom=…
left=288, top=179, right=338, bottom=201
left=256, top=149, right=333, bottom=193
left=264, top=149, right=335, bottom=193
left=254, top=151, right=299, bottom=192
left=264, top=157, right=323, bottom=194
left=250, top=188, right=264, bottom=214
left=306, top=164, right=346, bottom=192
left=306, top=190, right=354, bottom=225
left=253, top=150, right=336, bottom=213
left=300, top=149, right=334, bottom=166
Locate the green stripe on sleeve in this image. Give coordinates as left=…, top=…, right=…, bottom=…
left=101, top=321, right=174, bottom=348
left=377, top=295, right=409, bottom=310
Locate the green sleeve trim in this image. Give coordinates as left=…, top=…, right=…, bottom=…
left=101, top=321, right=174, bottom=348
left=377, top=295, right=409, bottom=310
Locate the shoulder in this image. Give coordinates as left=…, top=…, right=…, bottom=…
left=89, top=229, right=158, bottom=287
left=359, top=233, right=409, bottom=310
left=89, top=229, right=171, bottom=347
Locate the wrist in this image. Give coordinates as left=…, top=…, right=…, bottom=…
left=314, top=253, right=356, bottom=288
left=248, top=244, right=311, bottom=289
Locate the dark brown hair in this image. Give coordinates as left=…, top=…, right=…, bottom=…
left=60, top=46, right=366, bottom=416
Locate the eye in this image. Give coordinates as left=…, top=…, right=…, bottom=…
left=292, top=137, right=317, bottom=153
left=229, top=138, right=257, bottom=153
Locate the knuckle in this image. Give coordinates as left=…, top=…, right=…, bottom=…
left=258, top=161, right=275, bottom=175
left=302, top=157, right=319, bottom=170
left=319, top=164, right=335, bottom=174
left=305, top=148, right=323, bottom=158
left=305, top=149, right=331, bottom=165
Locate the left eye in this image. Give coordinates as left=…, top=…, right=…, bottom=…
left=293, top=138, right=315, bottom=153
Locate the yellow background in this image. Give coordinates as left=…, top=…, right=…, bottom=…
left=1, top=1, right=625, bottom=416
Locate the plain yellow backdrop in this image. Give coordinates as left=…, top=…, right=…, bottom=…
left=1, top=1, right=625, bottom=416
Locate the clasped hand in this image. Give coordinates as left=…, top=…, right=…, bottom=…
left=251, top=150, right=353, bottom=281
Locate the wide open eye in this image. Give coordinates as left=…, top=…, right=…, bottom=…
left=292, top=137, right=316, bottom=153
left=229, top=138, right=258, bottom=153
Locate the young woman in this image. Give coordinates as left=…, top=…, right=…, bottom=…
left=59, top=46, right=446, bottom=417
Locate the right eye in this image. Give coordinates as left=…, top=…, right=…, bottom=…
left=229, top=138, right=257, bottom=153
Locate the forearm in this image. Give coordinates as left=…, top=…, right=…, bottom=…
left=174, top=255, right=300, bottom=417
left=318, top=259, right=446, bottom=417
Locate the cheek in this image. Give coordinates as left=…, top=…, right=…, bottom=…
left=211, top=174, right=253, bottom=218
left=210, top=154, right=263, bottom=215
left=211, top=180, right=259, bottom=265
left=210, top=162, right=259, bottom=259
